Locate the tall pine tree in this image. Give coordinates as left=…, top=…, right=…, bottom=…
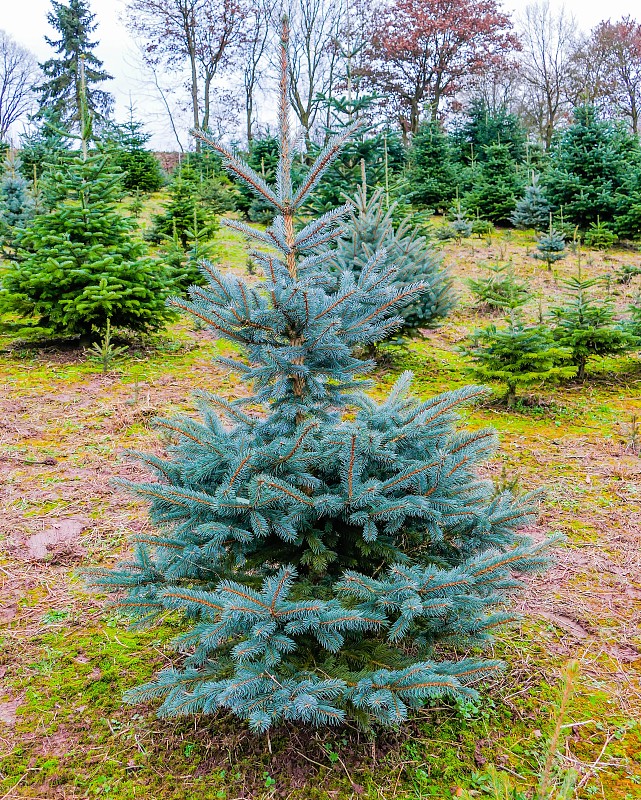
left=37, top=0, right=113, bottom=128
left=87, top=21, right=555, bottom=732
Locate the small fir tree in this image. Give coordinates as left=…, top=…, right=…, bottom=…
left=465, top=315, right=574, bottom=406
left=464, top=144, right=524, bottom=224
left=87, top=21, right=555, bottom=732
left=533, top=222, right=567, bottom=270
left=109, top=108, right=164, bottom=193
left=584, top=217, right=618, bottom=249
left=161, top=211, right=218, bottom=292
left=467, top=262, right=531, bottom=311
left=2, top=65, right=173, bottom=338
left=149, top=161, right=217, bottom=247
left=550, top=272, right=637, bottom=380
left=332, top=186, right=454, bottom=332
left=408, top=120, right=458, bottom=212
left=511, top=174, right=551, bottom=231
left=628, top=295, right=641, bottom=339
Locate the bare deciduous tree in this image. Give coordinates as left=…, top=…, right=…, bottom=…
left=0, top=31, right=39, bottom=141
left=126, top=0, right=244, bottom=141
left=566, top=32, right=610, bottom=111
left=285, top=0, right=343, bottom=149
left=518, top=1, right=577, bottom=149
left=242, top=0, right=272, bottom=143
left=592, top=17, right=641, bottom=134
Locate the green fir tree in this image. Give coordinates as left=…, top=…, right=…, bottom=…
left=464, top=144, right=524, bottom=224
left=407, top=121, right=458, bottom=212
left=149, top=162, right=216, bottom=247
left=37, top=0, right=114, bottom=128
left=86, top=22, right=555, bottom=732
left=2, top=64, right=172, bottom=338
left=467, top=262, right=531, bottom=311
left=543, top=105, right=641, bottom=229
left=108, top=108, right=164, bottom=193
left=550, top=271, right=637, bottom=380
left=584, top=217, right=618, bottom=249
left=332, top=185, right=454, bottom=333
left=465, top=315, right=574, bottom=406
left=454, top=98, right=527, bottom=166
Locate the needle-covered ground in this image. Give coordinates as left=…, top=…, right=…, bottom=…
left=1, top=217, right=640, bottom=799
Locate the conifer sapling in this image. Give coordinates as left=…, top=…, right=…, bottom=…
left=88, top=21, right=557, bottom=732
left=1, top=61, right=173, bottom=338
left=511, top=174, right=551, bottom=231
left=533, top=220, right=566, bottom=271
left=550, top=270, right=637, bottom=380
left=465, top=314, right=574, bottom=406
left=331, top=185, right=454, bottom=334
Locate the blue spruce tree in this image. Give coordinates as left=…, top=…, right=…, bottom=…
left=89, top=21, right=556, bottom=732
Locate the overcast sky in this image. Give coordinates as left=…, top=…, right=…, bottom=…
left=2, top=0, right=639, bottom=149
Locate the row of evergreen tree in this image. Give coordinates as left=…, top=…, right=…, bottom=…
left=408, top=102, right=641, bottom=240
left=466, top=268, right=641, bottom=404
left=0, top=102, right=452, bottom=340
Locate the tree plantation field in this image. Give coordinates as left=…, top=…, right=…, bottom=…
left=1, top=216, right=640, bottom=800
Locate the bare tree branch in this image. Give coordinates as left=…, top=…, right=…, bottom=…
left=0, top=30, right=40, bottom=141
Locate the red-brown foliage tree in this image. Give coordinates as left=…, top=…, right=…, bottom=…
left=592, top=17, right=641, bottom=134
left=366, top=0, right=519, bottom=136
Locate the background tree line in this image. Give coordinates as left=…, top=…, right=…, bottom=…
left=1, top=0, right=641, bottom=150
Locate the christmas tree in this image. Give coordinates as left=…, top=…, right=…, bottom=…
left=0, top=152, right=34, bottom=253
left=533, top=223, right=567, bottom=270
left=543, top=105, right=641, bottom=229
left=88, top=21, right=555, bottom=732
left=467, top=262, right=531, bottom=311
left=465, top=315, right=574, bottom=406
left=511, top=174, right=551, bottom=231
left=584, top=217, right=618, bottom=249
left=550, top=271, right=637, bottom=380
left=149, top=161, right=216, bottom=247
left=160, top=211, right=218, bottom=292
left=464, top=144, right=524, bottom=224
left=2, top=65, right=173, bottom=338
left=37, top=0, right=113, bottom=128
left=109, top=108, right=164, bottom=193
left=407, top=120, right=458, bottom=212
left=454, top=98, right=527, bottom=167
left=331, top=185, right=454, bottom=333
